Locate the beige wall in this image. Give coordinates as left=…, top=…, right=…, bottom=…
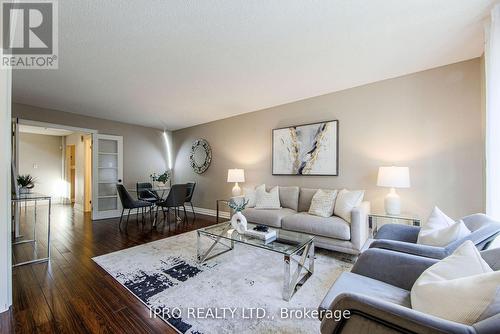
left=19, top=132, right=63, bottom=202
left=13, top=103, right=170, bottom=189
left=173, top=58, right=484, bottom=220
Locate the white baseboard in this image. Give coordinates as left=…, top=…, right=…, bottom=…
left=192, top=206, right=230, bottom=220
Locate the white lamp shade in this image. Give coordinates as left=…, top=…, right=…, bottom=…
left=227, top=169, right=245, bottom=183
left=377, top=166, right=410, bottom=188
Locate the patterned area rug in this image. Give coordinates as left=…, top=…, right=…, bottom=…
left=93, top=230, right=352, bottom=334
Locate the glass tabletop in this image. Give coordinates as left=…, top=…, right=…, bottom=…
left=369, top=212, right=420, bottom=221
left=12, top=192, right=51, bottom=201
left=198, top=222, right=314, bottom=256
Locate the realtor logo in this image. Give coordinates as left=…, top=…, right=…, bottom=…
left=1, top=0, right=58, bottom=69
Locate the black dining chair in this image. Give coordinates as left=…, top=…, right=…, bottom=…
left=185, top=182, right=196, bottom=221
left=136, top=182, right=160, bottom=203
left=156, top=184, right=188, bottom=229
left=117, top=184, right=153, bottom=231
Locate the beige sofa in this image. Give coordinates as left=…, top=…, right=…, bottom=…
left=242, top=186, right=370, bottom=255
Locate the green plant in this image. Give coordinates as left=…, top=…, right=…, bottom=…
left=17, top=174, right=36, bottom=188
left=157, top=170, right=172, bottom=184
left=228, top=198, right=249, bottom=212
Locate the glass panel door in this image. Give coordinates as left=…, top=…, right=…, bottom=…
left=92, top=134, right=123, bottom=220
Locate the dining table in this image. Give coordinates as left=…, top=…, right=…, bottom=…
left=127, top=185, right=170, bottom=200
left=126, top=185, right=171, bottom=226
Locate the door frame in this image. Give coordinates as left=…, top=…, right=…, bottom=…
left=83, top=135, right=92, bottom=212
left=92, top=133, right=123, bottom=220
left=16, top=119, right=98, bottom=214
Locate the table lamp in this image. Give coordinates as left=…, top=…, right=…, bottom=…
left=227, top=169, right=245, bottom=197
left=377, top=166, right=410, bottom=215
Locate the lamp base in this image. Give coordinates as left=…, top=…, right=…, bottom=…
left=232, top=182, right=242, bottom=197
left=384, top=188, right=401, bottom=215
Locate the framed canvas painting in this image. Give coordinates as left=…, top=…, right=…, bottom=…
left=272, top=120, right=339, bottom=176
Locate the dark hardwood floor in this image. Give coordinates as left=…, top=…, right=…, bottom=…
left=2, top=204, right=217, bottom=333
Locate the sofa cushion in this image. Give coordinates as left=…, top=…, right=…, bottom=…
left=281, top=212, right=351, bottom=240
left=334, top=189, right=365, bottom=223
left=319, top=272, right=411, bottom=313
left=411, top=240, right=500, bottom=325
left=417, top=206, right=471, bottom=247
left=279, top=186, right=299, bottom=211
left=298, top=188, right=318, bottom=212
left=242, top=208, right=295, bottom=228
left=243, top=185, right=260, bottom=208
left=255, top=186, right=281, bottom=209
left=309, top=189, right=338, bottom=217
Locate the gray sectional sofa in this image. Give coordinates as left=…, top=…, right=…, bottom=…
left=242, top=186, right=370, bottom=255
left=318, top=247, right=500, bottom=334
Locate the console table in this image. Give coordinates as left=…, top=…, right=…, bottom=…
left=12, top=192, right=51, bottom=267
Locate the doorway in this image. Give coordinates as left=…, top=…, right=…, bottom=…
left=13, top=119, right=124, bottom=220
left=63, top=132, right=93, bottom=212
left=83, top=135, right=92, bottom=212
left=13, top=119, right=97, bottom=214
left=66, top=144, right=76, bottom=204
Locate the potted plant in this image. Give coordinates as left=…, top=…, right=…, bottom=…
left=17, top=174, right=36, bottom=194
left=157, top=170, right=172, bottom=186
left=228, top=198, right=249, bottom=233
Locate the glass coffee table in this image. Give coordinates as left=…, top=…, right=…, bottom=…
left=197, top=222, right=315, bottom=301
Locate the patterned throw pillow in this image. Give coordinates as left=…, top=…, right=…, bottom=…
left=308, top=189, right=338, bottom=218
left=255, top=186, right=281, bottom=209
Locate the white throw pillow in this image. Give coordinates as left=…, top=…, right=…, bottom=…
left=255, top=185, right=281, bottom=209
left=309, top=189, right=338, bottom=218
left=243, top=185, right=264, bottom=208
left=417, top=207, right=471, bottom=247
left=411, top=240, right=500, bottom=325
left=333, top=189, right=364, bottom=223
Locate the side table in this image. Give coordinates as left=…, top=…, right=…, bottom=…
left=369, top=212, right=421, bottom=237
left=216, top=199, right=230, bottom=223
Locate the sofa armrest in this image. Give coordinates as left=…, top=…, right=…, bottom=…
left=321, top=293, right=475, bottom=334
left=369, top=239, right=449, bottom=259
left=374, top=223, right=420, bottom=243
left=474, top=313, right=500, bottom=334
left=350, top=201, right=370, bottom=252
left=352, top=248, right=437, bottom=290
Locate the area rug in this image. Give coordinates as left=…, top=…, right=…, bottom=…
left=93, top=230, right=352, bottom=334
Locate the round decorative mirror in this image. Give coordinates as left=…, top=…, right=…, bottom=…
left=190, top=139, right=212, bottom=174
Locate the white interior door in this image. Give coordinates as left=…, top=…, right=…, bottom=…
left=92, top=134, right=123, bottom=220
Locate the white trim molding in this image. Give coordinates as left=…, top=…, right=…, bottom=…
left=0, top=67, right=13, bottom=312
left=18, top=119, right=98, bottom=134
left=485, top=4, right=500, bottom=219
left=192, top=206, right=231, bottom=220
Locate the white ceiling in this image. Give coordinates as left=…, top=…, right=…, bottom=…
left=12, top=0, right=498, bottom=130
left=19, top=124, right=73, bottom=136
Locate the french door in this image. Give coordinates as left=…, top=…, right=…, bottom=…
left=92, top=134, right=123, bottom=220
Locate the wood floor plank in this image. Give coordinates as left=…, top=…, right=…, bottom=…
left=0, top=204, right=215, bottom=333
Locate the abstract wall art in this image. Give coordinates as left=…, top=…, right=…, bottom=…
left=272, top=120, right=339, bottom=176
